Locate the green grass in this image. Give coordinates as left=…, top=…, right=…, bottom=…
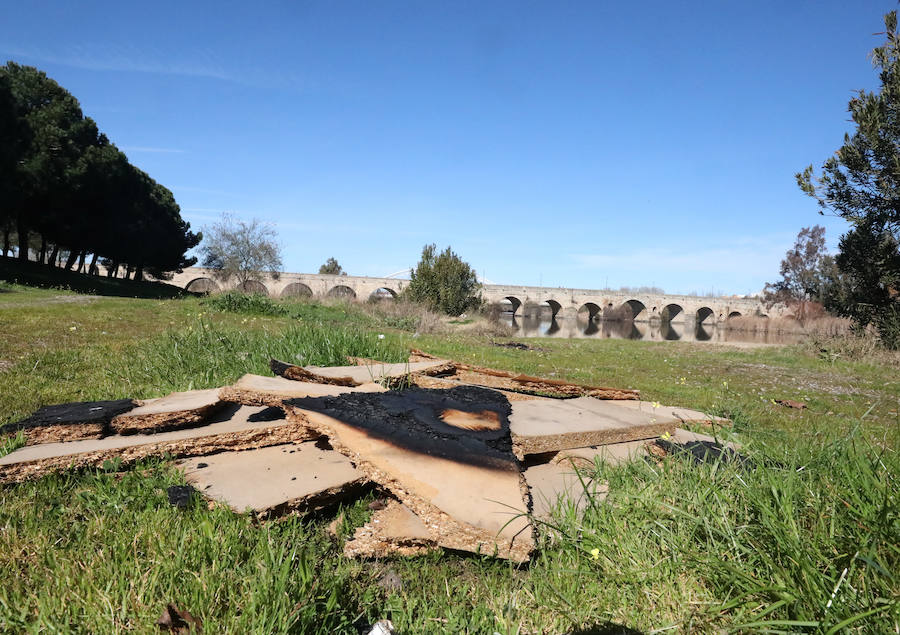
left=0, top=291, right=403, bottom=423
left=0, top=283, right=898, bottom=632
left=0, top=430, right=25, bottom=458
left=537, top=425, right=899, bottom=633
left=0, top=463, right=374, bottom=633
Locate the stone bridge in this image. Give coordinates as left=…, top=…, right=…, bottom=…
left=169, top=267, right=783, bottom=324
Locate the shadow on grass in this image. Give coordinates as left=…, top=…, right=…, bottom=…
left=0, top=257, right=191, bottom=299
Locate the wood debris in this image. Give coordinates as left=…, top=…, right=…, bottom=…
left=408, top=350, right=639, bottom=400
left=271, top=357, right=456, bottom=386
left=218, top=374, right=385, bottom=406
left=344, top=499, right=438, bottom=558
left=509, top=396, right=676, bottom=460
left=774, top=399, right=807, bottom=410
left=111, top=389, right=224, bottom=435
left=282, top=386, right=534, bottom=562
left=0, top=405, right=309, bottom=484
left=2, top=349, right=726, bottom=563
left=177, top=442, right=367, bottom=518
left=1, top=399, right=138, bottom=444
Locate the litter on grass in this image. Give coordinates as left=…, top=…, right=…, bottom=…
left=0, top=353, right=732, bottom=561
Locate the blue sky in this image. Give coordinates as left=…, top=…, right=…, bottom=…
left=1, top=1, right=890, bottom=294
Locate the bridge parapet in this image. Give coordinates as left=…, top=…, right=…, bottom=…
left=167, top=267, right=787, bottom=321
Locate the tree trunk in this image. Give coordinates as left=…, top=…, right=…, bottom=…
left=77, top=250, right=86, bottom=273
left=88, top=253, right=98, bottom=275
left=38, top=236, right=47, bottom=265
left=2, top=228, right=9, bottom=258
left=107, top=260, right=118, bottom=278
left=64, top=250, right=78, bottom=270
left=16, top=217, right=28, bottom=261
left=134, top=265, right=144, bottom=282
left=124, top=265, right=132, bottom=280
left=48, top=245, right=59, bottom=268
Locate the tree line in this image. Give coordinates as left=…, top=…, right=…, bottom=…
left=0, top=62, right=199, bottom=281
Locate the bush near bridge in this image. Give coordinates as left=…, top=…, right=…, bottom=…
left=403, top=243, right=481, bottom=316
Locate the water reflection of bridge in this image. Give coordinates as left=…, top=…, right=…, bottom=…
left=506, top=316, right=802, bottom=345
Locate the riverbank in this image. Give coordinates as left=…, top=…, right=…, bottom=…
left=1, top=284, right=898, bottom=632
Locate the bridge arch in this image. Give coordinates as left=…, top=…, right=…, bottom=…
left=185, top=277, right=220, bottom=294
left=578, top=302, right=601, bottom=320
left=545, top=318, right=561, bottom=335
left=327, top=285, right=356, bottom=299
left=369, top=287, right=398, bottom=301
left=502, top=296, right=522, bottom=317
left=240, top=280, right=269, bottom=296
left=728, top=311, right=742, bottom=319
left=281, top=282, right=313, bottom=298
left=696, top=306, right=715, bottom=324
left=660, top=321, right=682, bottom=340
left=622, top=299, right=646, bottom=321
left=544, top=299, right=562, bottom=318
left=695, top=323, right=713, bottom=341
left=661, top=303, right=683, bottom=322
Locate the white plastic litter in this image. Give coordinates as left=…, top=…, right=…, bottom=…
left=365, top=619, right=395, bottom=635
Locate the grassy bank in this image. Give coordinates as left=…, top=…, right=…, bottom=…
left=0, top=285, right=898, bottom=632
left=0, top=257, right=187, bottom=299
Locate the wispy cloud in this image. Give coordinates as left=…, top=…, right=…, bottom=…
left=1, top=43, right=332, bottom=92
left=121, top=146, right=184, bottom=154
left=2, top=43, right=231, bottom=80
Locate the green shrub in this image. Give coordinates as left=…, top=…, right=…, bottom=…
left=203, top=290, right=288, bottom=316
left=403, top=244, right=481, bottom=316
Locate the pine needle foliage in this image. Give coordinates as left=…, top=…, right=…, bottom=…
left=798, top=10, right=900, bottom=348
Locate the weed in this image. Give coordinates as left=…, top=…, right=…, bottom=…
left=108, top=320, right=408, bottom=399
left=203, top=290, right=289, bottom=316
left=0, top=429, right=25, bottom=457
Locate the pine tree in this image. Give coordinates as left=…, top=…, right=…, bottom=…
left=798, top=11, right=900, bottom=348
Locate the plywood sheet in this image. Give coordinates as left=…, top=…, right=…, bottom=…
left=284, top=386, right=534, bottom=562
left=111, top=389, right=224, bottom=434
left=510, top=397, right=676, bottom=459
left=1, top=399, right=138, bottom=444
left=178, top=442, right=365, bottom=516
left=0, top=404, right=315, bottom=483
left=219, top=374, right=385, bottom=406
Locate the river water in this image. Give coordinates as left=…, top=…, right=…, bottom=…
left=501, top=315, right=804, bottom=346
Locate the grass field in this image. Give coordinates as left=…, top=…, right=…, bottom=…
left=1, top=278, right=898, bottom=633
